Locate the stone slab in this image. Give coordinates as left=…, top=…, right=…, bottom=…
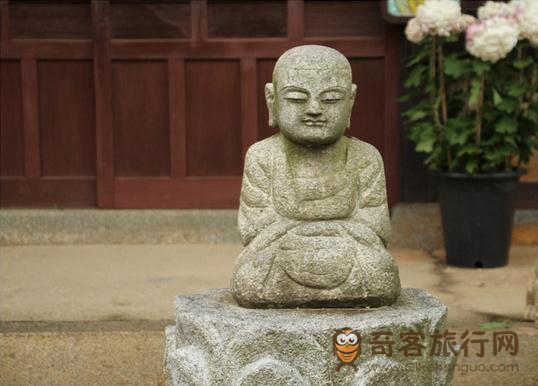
left=0, top=209, right=240, bottom=245
left=165, top=288, right=458, bottom=385
left=2, top=207, right=535, bottom=247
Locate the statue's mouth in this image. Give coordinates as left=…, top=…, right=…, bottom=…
left=303, top=120, right=326, bottom=127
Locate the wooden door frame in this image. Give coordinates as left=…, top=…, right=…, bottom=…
left=1, top=0, right=402, bottom=208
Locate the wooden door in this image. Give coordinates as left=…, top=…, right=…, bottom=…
left=0, top=0, right=402, bottom=208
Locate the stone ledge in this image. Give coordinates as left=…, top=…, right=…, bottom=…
left=1, top=205, right=535, bottom=247
left=0, top=209, right=240, bottom=245
left=389, top=204, right=537, bottom=250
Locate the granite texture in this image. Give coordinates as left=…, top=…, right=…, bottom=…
left=231, top=45, right=400, bottom=308
left=164, top=288, right=458, bottom=386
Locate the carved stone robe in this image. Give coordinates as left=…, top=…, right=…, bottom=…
left=231, top=133, right=400, bottom=308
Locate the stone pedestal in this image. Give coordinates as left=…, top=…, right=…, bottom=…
left=164, top=288, right=458, bottom=386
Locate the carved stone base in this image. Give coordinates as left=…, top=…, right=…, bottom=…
left=164, top=288, right=458, bottom=386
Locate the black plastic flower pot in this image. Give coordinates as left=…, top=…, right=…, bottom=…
left=435, top=170, right=523, bottom=268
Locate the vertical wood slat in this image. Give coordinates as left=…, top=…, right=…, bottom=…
left=287, top=0, right=304, bottom=40
left=168, top=58, right=186, bottom=177
left=20, top=58, right=40, bottom=177
left=191, top=0, right=207, bottom=41
left=92, top=0, right=115, bottom=208
left=240, top=58, right=258, bottom=158
left=0, top=1, right=9, bottom=43
left=383, top=24, right=401, bottom=207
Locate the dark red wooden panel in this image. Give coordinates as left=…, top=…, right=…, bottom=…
left=0, top=60, right=24, bottom=176
left=93, top=1, right=115, bottom=208
left=256, top=59, right=278, bottom=141
left=38, top=60, right=96, bottom=176
left=168, top=58, right=186, bottom=177
left=287, top=0, right=304, bottom=40
left=10, top=1, right=92, bottom=39
left=348, top=58, right=385, bottom=154
left=1, top=2, right=10, bottom=42
left=110, top=2, right=191, bottom=39
left=207, top=0, right=287, bottom=38
left=185, top=60, right=242, bottom=176
left=304, top=0, right=385, bottom=37
left=114, top=177, right=241, bottom=209
left=108, top=39, right=385, bottom=60
left=21, top=59, right=40, bottom=177
left=240, top=58, right=258, bottom=158
left=0, top=177, right=96, bottom=207
left=112, top=60, right=170, bottom=176
left=384, top=24, right=402, bottom=207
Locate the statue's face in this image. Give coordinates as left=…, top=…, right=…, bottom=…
left=267, top=65, right=356, bottom=146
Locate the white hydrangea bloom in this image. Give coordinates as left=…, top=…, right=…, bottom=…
left=478, top=1, right=516, bottom=20
left=416, top=0, right=462, bottom=36
left=451, top=14, right=477, bottom=33
left=466, top=17, right=519, bottom=62
left=512, top=0, right=538, bottom=46
left=405, top=18, right=426, bottom=43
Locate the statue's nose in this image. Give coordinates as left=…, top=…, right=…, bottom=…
left=306, top=99, right=322, bottom=116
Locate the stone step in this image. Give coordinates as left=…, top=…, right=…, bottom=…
left=1, top=204, right=536, bottom=247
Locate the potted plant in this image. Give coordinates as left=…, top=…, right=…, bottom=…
left=401, top=0, right=538, bottom=267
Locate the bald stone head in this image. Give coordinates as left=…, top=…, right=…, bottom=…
left=265, top=45, right=357, bottom=146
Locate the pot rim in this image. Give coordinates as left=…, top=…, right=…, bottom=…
left=431, top=168, right=527, bottom=179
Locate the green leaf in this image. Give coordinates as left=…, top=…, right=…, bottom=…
left=406, top=110, right=429, bottom=122
left=404, top=65, right=427, bottom=88
left=457, top=144, right=480, bottom=156
left=415, top=138, right=435, bottom=153
left=468, top=79, right=481, bottom=109
left=493, top=89, right=502, bottom=106
left=528, top=108, right=537, bottom=124
left=447, top=131, right=470, bottom=146
left=397, top=93, right=412, bottom=103
left=444, top=34, right=459, bottom=43
left=465, top=159, right=478, bottom=174
left=480, top=320, right=512, bottom=330
left=495, top=117, right=517, bottom=134
left=507, top=83, right=527, bottom=98
left=513, top=57, right=534, bottom=70
left=444, top=55, right=466, bottom=78
left=496, top=98, right=518, bottom=113
left=406, top=50, right=429, bottom=67
left=472, top=61, right=490, bottom=75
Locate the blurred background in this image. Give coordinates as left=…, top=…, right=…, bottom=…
left=0, top=1, right=537, bottom=385
left=1, top=0, right=534, bottom=210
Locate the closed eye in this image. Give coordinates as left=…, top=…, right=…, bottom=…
left=321, top=91, right=344, bottom=103
left=285, top=98, right=307, bottom=103
left=284, top=91, right=308, bottom=103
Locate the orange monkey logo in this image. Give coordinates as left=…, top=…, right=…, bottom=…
left=333, top=327, right=361, bottom=372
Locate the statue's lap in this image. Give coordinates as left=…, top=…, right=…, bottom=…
left=231, top=230, right=401, bottom=308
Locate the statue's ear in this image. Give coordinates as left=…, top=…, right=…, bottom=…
left=347, top=84, right=357, bottom=128
left=265, top=83, right=276, bottom=127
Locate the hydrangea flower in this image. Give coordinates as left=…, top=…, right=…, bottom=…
left=511, top=0, right=538, bottom=46
left=477, top=1, right=516, bottom=20
left=415, top=0, right=462, bottom=36
left=466, top=17, right=519, bottom=62
left=451, top=14, right=477, bottom=33
left=405, top=18, right=426, bottom=43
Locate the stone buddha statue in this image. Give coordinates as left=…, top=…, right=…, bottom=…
left=231, top=45, right=400, bottom=308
